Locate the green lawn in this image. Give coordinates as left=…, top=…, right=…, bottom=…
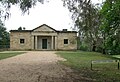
left=57, top=51, right=120, bottom=82
left=0, top=51, right=25, bottom=60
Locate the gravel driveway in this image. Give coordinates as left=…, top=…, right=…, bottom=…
left=0, top=51, right=79, bottom=82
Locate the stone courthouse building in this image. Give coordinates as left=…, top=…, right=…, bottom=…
left=10, top=24, right=77, bottom=50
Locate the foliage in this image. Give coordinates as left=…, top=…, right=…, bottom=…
left=18, top=26, right=22, bottom=30
left=79, top=43, right=89, bottom=51
left=63, top=0, right=102, bottom=52
left=63, top=0, right=120, bottom=55
left=18, top=26, right=26, bottom=30
left=0, top=20, right=9, bottom=48
left=0, top=0, right=45, bottom=19
left=0, top=0, right=44, bottom=13
left=57, top=51, right=120, bottom=81
left=100, top=0, right=120, bottom=55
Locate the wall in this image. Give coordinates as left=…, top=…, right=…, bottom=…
left=33, top=25, right=55, bottom=32
left=10, top=32, right=32, bottom=50
left=57, top=32, right=77, bottom=50
left=10, top=31, right=77, bottom=50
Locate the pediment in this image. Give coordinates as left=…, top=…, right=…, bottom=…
left=32, top=24, right=57, bottom=32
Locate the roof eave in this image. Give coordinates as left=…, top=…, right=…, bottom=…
left=10, top=30, right=32, bottom=32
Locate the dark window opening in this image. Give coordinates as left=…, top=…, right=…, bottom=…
left=20, top=39, right=25, bottom=44
left=64, top=39, right=68, bottom=44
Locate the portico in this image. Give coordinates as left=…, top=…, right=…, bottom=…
left=32, top=35, right=57, bottom=50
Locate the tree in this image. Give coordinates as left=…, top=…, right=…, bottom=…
left=23, top=27, right=26, bottom=30
left=18, top=26, right=26, bottom=30
left=62, top=0, right=102, bottom=52
left=0, top=20, right=10, bottom=48
left=18, top=26, right=22, bottom=30
left=100, top=0, right=120, bottom=55
left=0, top=0, right=46, bottom=20
left=0, top=0, right=45, bottom=14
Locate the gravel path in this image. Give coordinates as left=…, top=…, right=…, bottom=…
left=0, top=51, right=80, bottom=82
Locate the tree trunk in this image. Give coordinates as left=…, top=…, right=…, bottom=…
left=92, top=41, right=96, bottom=51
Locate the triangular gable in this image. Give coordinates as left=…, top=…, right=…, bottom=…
left=32, top=24, right=57, bottom=32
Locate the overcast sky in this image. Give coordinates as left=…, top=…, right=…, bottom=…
left=4, top=0, right=103, bottom=31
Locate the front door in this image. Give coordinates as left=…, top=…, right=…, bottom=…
left=42, top=39, right=47, bottom=49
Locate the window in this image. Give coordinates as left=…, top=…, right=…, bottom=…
left=20, top=39, right=25, bottom=44
left=64, top=39, right=68, bottom=44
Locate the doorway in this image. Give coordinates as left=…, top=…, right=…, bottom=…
left=42, top=39, right=47, bottom=49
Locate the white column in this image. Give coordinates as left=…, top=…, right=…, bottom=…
left=51, top=36, right=54, bottom=50
left=55, top=36, right=57, bottom=50
left=31, top=36, right=34, bottom=49
left=35, top=36, right=38, bottom=49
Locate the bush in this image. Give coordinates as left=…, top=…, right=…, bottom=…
left=79, top=44, right=89, bottom=51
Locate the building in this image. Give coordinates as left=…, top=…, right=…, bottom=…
left=10, top=24, right=77, bottom=50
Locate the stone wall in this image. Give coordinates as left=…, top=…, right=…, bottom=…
left=57, top=33, right=77, bottom=50
left=10, top=31, right=77, bottom=50
left=10, top=32, right=32, bottom=50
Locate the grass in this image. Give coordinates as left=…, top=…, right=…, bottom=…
left=0, top=51, right=25, bottom=60
left=57, top=51, right=120, bottom=82
left=113, top=55, right=120, bottom=59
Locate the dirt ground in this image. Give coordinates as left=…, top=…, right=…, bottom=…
left=0, top=51, right=91, bottom=82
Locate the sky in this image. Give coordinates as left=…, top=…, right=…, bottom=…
left=4, top=0, right=103, bottom=31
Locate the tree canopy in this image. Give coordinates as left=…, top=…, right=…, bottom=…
left=62, top=0, right=120, bottom=55
left=100, top=0, right=120, bottom=54
left=1, top=0, right=44, bottom=12
left=62, top=0, right=102, bottom=52
left=0, top=19, right=9, bottom=48
left=0, top=0, right=45, bottom=19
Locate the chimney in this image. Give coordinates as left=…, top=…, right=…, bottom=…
left=62, top=29, right=67, bottom=32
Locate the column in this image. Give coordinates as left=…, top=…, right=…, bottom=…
left=35, top=36, right=38, bottom=49
left=55, top=36, right=57, bottom=50
left=51, top=36, right=54, bottom=50
left=31, top=36, right=34, bottom=49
